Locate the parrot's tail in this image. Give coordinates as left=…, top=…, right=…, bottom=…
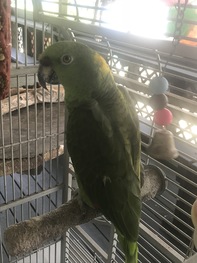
left=118, top=234, right=138, bottom=263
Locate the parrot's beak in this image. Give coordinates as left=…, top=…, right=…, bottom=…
left=38, top=57, right=60, bottom=89
left=37, top=65, right=47, bottom=89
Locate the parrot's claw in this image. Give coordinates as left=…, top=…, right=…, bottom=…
left=73, top=188, right=87, bottom=215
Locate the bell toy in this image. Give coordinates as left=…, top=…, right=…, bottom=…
left=148, top=129, right=179, bottom=160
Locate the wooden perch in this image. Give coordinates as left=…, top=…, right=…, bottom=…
left=2, top=85, right=64, bottom=115
left=0, top=146, right=64, bottom=176
left=0, top=86, right=65, bottom=176
left=0, top=0, right=11, bottom=99
left=4, top=165, right=166, bottom=257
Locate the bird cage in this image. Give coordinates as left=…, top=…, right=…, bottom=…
left=0, top=0, right=197, bottom=263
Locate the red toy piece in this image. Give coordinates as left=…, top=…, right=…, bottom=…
left=154, top=108, right=173, bottom=126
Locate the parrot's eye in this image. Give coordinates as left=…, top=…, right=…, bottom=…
left=61, top=54, right=73, bottom=65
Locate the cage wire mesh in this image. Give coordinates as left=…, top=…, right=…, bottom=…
left=0, top=0, right=197, bottom=263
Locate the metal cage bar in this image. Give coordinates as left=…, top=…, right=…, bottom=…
left=0, top=1, right=197, bottom=263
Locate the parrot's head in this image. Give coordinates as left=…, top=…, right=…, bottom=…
left=38, top=41, right=114, bottom=105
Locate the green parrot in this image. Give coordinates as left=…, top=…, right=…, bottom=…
left=38, top=41, right=141, bottom=263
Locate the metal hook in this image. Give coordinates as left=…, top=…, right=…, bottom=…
left=155, top=49, right=162, bottom=76
left=67, top=28, right=76, bottom=42
left=104, top=37, right=113, bottom=69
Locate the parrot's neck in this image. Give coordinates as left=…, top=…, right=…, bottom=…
left=65, top=69, right=116, bottom=112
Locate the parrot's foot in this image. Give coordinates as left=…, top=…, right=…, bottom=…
left=73, top=189, right=87, bottom=215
